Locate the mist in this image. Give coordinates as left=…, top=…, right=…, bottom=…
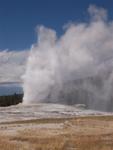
left=22, top=5, right=113, bottom=111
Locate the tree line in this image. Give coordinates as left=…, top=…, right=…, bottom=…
left=0, top=93, right=23, bottom=106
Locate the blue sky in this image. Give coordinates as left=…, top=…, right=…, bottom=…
left=0, top=0, right=112, bottom=50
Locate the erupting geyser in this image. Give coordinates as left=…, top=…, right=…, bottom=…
left=23, top=5, right=113, bottom=111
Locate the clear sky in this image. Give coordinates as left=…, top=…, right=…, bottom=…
left=0, top=0, right=112, bottom=50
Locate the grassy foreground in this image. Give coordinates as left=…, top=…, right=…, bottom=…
left=0, top=116, right=113, bottom=150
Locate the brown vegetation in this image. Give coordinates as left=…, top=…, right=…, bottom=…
left=0, top=116, right=113, bottom=150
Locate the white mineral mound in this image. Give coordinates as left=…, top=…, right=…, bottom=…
left=0, top=103, right=111, bottom=123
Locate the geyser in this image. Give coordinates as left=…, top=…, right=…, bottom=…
left=23, top=5, right=113, bottom=111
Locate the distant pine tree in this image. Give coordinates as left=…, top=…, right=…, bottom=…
left=0, top=93, right=23, bottom=106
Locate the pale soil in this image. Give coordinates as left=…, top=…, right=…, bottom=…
left=0, top=116, right=113, bottom=150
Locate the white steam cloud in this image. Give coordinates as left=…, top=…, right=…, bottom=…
left=23, top=5, right=113, bottom=111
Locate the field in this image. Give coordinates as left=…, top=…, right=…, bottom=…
left=0, top=104, right=113, bottom=150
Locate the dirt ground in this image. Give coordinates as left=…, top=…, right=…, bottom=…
left=0, top=116, right=113, bottom=150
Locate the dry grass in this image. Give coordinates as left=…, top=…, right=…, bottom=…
left=0, top=116, right=113, bottom=150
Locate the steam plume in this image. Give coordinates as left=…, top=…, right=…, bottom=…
left=23, top=5, right=113, bottom=111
